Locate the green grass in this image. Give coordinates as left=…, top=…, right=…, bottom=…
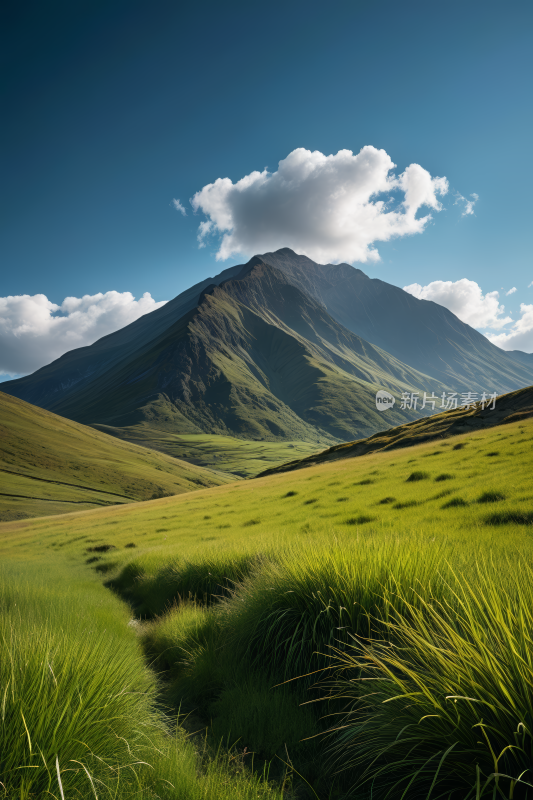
left=92, top=425, right=321, bottom=478
left=0, top=391, right=233, bottom=522
left=0, top=559, right=283, bottom=800
left=258, top=384, right=533, bottom=478
left=325, top=559, right=533, bottom=798
left=1, top=415, right=533, bottom=797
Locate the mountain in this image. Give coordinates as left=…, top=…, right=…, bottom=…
left=257, top=384, right=533, bottom=477
left=506, top=350, right=533, bottom=368
left=1, top=261, right=245, bottom=412
left=3, top=249, right=531, bottom=457
left=257, top=249, right=533, bottom=394
left=0, top=391, right=232, bottom=522
left=2, top=260, right=447, bottom=447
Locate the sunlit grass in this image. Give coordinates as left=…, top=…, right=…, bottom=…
left=1, top=415, right=532, bottom=797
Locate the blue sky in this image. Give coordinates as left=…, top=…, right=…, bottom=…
left=1, top=0, right=533, bottom=377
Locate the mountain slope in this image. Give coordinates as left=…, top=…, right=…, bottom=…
left=507, top=350, right=533, bottom=368
left=1, top=262, right=245, bottom=411
left=47, top=261, right=445, bottom=442
left=2, top=261, right=449, bottom=446
left=0, top=391, right=233, bottom=521
left=257, top=384, right=533, bottom=477
left=258, top=249, right=533, bottom=394
left=4, top=250, right=530, bottom=457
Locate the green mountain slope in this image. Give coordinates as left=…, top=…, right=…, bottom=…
left=259, top=248, right=533, bottom=393
left=257, top=384, right=533, bottom=476
left=0, top=392, right=233, bottom=521
left=0, top=263, right=245, bottom=411
left=4, top=250, right=530, bottom=464
left=21, top=262, right=449, bottom=446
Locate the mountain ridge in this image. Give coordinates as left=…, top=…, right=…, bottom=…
left=3, top=249, right=532, bottom=457
left=257, top=249, right=533, bottom=393
left=42, top=260, right=438, bottom=442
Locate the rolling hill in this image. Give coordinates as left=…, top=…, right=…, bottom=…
left=1, top=387, right=532, bottom=798
left=0, top=391, right=234, bottom=521
left=257, top=384, right=533, bottom=476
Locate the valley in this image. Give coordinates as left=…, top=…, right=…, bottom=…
left=2, top=250, right=533, bottom=798
left=1, top=394, right=532, bottom=798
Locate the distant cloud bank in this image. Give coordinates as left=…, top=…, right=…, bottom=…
left=485, top=305, right=533, bottom=351
left=189, top=146, right=449, bottom=264
left=404, top=279, right=533, bottom=352
left=0, top=291, right=167, bottom=378
left=403, top=278, right=512, bottom=330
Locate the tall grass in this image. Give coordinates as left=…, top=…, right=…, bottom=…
left=129, top=534, right=533, bottom=797
left=109, top=548, right=266, bottom=616
left=219, top=536, right=460, bottom=683
left=0, top=561, right=284, bottom=800
left=324, top=558, right=533, bottom=798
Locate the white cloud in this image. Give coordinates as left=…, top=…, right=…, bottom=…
left=485, top=304, right=533, bottom=352
left=506, top=287, right=517, bottom=296
left=190, top=146, right=449, bottom=263
left=172, top=198, right=187, bottom=216
left=529, top=281, right=533, bottom=288
left=0, top=291, right=167, bottom=376
left=403, top=278, right=513, bottom=330
left=454, top=192, right=479, bottom=216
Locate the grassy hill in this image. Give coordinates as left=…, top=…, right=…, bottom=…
left=257, top=384, right=533, bottom=476
left=1, top=404, right=532, bottom=797
left=0, top=391, right=234, bottom=521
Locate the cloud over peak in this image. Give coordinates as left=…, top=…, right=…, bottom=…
left=190, top=146, right=449, bottom=263
left=0, top=291, right=167, bottom=377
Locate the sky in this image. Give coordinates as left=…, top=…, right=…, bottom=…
left=2, top=0, right=533, bottom=379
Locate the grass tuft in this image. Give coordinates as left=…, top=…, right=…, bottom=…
left=477, top=490, right=506, bottom=503
left=442, top=497, right=469, bottom=508
left=406, top=470, right=430, bottom=482
left=485, top=510, right=533, bottom=526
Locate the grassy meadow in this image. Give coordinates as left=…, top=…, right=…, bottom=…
left=0, top=392, right=233, bottom=522
left=1, top=413, right=533, bottom=798
left=92, top=423, right=320, bottom=478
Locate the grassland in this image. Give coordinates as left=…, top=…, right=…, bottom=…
left=1, top=410, right=533, bottom=797
left=259, top=384, right=533, bottom=476
left=93, top=423, right=320, bottom=477
left=0, top=391, right=233, bottom=521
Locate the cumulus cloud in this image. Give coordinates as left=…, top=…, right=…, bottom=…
left=506, top=287, right=517, bottom=295
left=454, top=192, right=479, bottom=216
left=0, top=291, right=167, bottom=377
left=403, top=278, right=513, bottom=330
left=172, top=198, right=187, bottom=216
left=190, top=146, right=449, bottom=263
left=486, top=304, right=533, bottom=352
